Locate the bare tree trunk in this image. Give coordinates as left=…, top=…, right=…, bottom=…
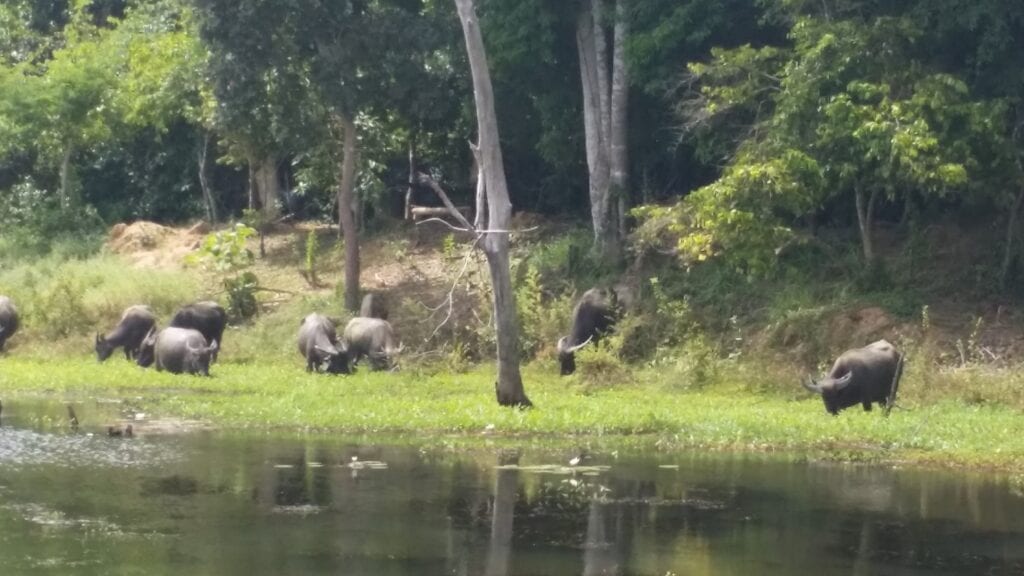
left=591, top=0, right=611, bottom=154
left=1000, top=182, right=1024, bottom=288
left=578, top=0, right=628, bottom=263
left=454, top=0, right=531, bottom=408
left=254, top=156, right=281, bottom=220
left=405, top=136, right=416, bottom=221
left=855, top=185, right=878, bottom=264
left=59, top=145, right=73, bottom=209
left=609, top=0, right=630, bottom=258
left=197, top=132, right=217, bottom=222
left=334, top=113, right=361, bottom=313
left=577, top=3, right=612, bottom=260
left=247, top=160, right=256, bottom=211
left=484, top=452, right=519, bottom=576
left=473, top=144, right=487, bottom=231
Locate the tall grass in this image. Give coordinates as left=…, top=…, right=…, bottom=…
left=0, top=253, right=199, bottom=353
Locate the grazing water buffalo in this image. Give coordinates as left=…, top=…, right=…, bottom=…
left=557, top=288, right=618, bottom=376
left=169, top=301, right=227, bottom=362
left=95, top=305, right=157, bottom=362
left=359, top=292, right=389, bottom=320
left=137, top=327, right=218, bottom=376
left=802, top=339, right=903, bottom=415
left=343, top=317, right=401, bottom=371
left=0, top=296, right=19, bottom=352
left=298, top=313, right=351, bottom=374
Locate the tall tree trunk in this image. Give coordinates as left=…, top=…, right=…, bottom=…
left=334, top=113, right=361, bottom=313
left=609, top=0, right=630, bottom=257
left=405, top=136, right=416, bottom=221
left=197, top=132, right=217, bottom=222
left=1000, top=182, right=1024, bottom=288
left=454, top=0, right=531, bottom=408
left=578, top=0, right=628, bottom=264
left=484, top=452, right=519, bottom=576
left=59, top=144, right=73, bottom=209
left=247, top=160, right=257, bottom=211
left=577, top=3, right=612, bottom=260
left=854, top=185, right=878, bottom=264
left=254, top=156, right=281, bottom=220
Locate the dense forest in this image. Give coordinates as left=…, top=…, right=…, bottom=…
left=2, top=0, right=1021, bottom=282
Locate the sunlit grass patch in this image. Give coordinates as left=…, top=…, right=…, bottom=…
left=1, top=358, right=1022, bottom=474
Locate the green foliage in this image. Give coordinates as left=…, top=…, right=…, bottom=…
left=223, top=271, right=259, bottom=321
left=187, top=223, right=256, bottom=271
left=514, top=263, right=572, bottom=360
left=32, top=273, right=92, bottom=339
left=0, top=252, right=198, bottom=347
left=658, top=10, right=1009, bottom=275
left=0, top=179, right=105, bottom=259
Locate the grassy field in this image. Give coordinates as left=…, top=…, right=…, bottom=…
left=2, top=356, right=1023, bottom=476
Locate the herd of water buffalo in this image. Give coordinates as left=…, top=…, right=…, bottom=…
left=0, top=288, right=903, bottom=415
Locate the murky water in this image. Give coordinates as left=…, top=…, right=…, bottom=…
left=1, top=400, right=1023, bottom=575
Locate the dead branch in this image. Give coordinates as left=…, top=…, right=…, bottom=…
left=427, top=237, right=483, bottom=338
left=415, top=172, right=477, bottom=232
left=414, top=217, right=473, bottom=233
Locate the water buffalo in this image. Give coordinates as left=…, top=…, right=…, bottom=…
left=557, top=288, right=618, bottom=376
left=137, top=327, right=218, bottom=376
left=359, top=292, right=389, bottom=320
left=298, top=313, right=351, bottom=374
left=0, top=296, right=19, bottom=352
left=802, top=339, right=903, bottom=415
left=343, top=317, right=401, bottom=371
left=95, top=305, right=157, bottom=362
left=169, top=301, right=227, bottom=362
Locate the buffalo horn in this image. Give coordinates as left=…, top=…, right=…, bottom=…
left=315, top=344, right=338, bottom=357
left=832, top=372, right=853, bottom=391
left=566, top=335, right=594, bottom=354
left=802, top=376, right=822, bottom=393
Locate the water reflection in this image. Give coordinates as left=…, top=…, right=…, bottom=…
left=0, top=404, right=1021, bottom=575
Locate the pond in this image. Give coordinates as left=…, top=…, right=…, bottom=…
left=0, top=399, right=1022, bottom=575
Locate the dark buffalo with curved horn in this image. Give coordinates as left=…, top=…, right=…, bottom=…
left=343, top=317, right=402, bottom=371
left=137, top=327, right=218, bottom=376
left=169, top=301, right=227, bottom=362
left=803, top=339, right=903, bottom=415
left=0, top=296, right=19, bottom=352
left=557, top=288, right=617, bottom=376
left=298, top=313, right=351, bottom=374
left=95, top=305, right=157, bottom=362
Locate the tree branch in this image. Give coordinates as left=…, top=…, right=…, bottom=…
left=415, top=171, right=478, bottom=232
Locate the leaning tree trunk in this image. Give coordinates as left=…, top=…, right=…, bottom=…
left=334, top=113, right=361, bottom=313
left=197, top=132, right=217, bottom=223
left=454, top=0, right=531, bottom=407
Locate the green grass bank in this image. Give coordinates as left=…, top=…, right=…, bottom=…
left=2, top=357, right=1023, bottom=477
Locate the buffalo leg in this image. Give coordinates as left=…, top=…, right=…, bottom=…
left=862, top=401, right=872, bottom=412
